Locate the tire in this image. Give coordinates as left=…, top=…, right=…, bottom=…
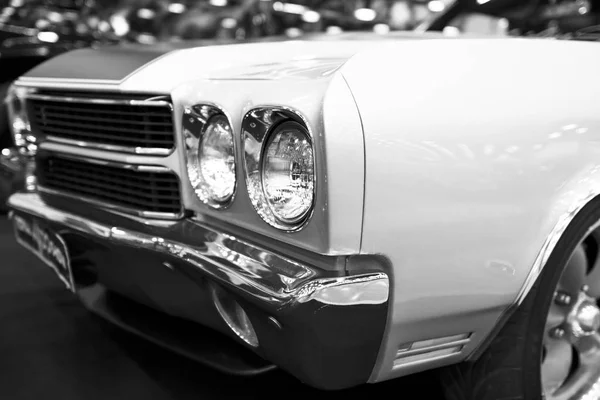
left=441, top=198, right=600, bottom=400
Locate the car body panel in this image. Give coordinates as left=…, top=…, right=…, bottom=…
left=20, top=45, right=175, bottom=82
left=339, top=38, right=600, bottom=381
left=16, top=37, right=414, bottom=254
left=170, top=74, right=364, bottom=254
left=19, top=34, right=438, bottom=91
left=11, top=33, right=600, bottom=385
left=120, top=40, right=407, bottom=92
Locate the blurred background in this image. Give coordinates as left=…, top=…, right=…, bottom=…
left=1, top=1, right=600, bottom=398
left=1, top=0, right=600, bottom=210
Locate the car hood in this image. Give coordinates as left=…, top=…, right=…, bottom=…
left=19, top=31, right=450, bottom=92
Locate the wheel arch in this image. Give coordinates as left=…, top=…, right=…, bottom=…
left=340, top=38, right=600, bottom=381
left=469, top=165, right=600, bottom=360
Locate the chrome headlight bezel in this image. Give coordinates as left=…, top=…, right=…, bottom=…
left=6, top=85, right=35, bottom=151
left=261, top=121, right=314, bottom=225
left=5, top=85, right=37, bottom=192
left=183, top=104, right=237, bottom=209
left=242, top=107, right=316, bottom=232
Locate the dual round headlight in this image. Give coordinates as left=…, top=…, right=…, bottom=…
left=261, top=121, right=314, bottom=224
left=186, top=109, right=236, bottom=207
left=186, top=106, right=315, bottom=230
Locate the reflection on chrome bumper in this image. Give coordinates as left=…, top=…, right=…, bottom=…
left=8, top=191, right=390, bottom=390
left=0, top=148, right=24, bottom=172
left=8, top=192, right=388, bottom=308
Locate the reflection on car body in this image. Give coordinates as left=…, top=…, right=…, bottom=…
left=6, top=1, right=600, bottom=399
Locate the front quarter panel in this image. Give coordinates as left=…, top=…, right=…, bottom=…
left=340, top=38, right=600, bottom=381
left=169, top=71, right=365, bottom=256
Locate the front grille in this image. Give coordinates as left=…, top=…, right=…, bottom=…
left=28, top=93, right=174, bottom=153
left=37, top=155, right=182, bottom=216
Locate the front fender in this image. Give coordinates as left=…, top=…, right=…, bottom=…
left=340, top=38, right=600, bottom=382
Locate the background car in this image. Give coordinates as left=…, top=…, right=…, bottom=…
left=422, top=0, right=600, bottom=35
left=0, top=0, right=394, bottom=212
left=6, top=1, right=600, bottom=399
left=0, top=0, right=123, bottom=211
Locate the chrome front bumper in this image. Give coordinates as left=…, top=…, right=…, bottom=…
left=8, top=192, right=390, bottom=389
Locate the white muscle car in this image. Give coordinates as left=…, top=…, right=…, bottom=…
left=5, top=25, right=600, bottom=400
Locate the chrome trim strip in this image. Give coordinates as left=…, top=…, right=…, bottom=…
left=395, top=338, right=471, bottom=359
left=517, top=191, right=600, bottom=306
left=292, top=272, right=389, bottom=306
left=36, top=141, right=179, bottom=169
left=27, top=93, right=173, bottom=108
left=17, top=77, right=122, bottom=87
left=45, top=136, right=173, bottom=156
left=8, top=192, right=389, bottom=308
left=38, top=152, right=173, bottom=173
left=10, top=198, right=112, bottom=238
left=392, top=349, right=462, bottom=370
left=16, top=81, right=122, bottom=91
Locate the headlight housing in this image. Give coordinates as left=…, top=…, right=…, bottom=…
left=5, top=85, right=34, bottom=150
left=261, top=121, right=314, bottom=224
left=5, top=85, right=37, bottom=192
left=243, top=109, right=315, bottom=231
left=184, top=105, right=236, bottom=208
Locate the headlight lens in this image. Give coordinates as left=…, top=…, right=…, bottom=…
left=186, top=112, right=236, bottom=206
left=261, top=121, right=314, bottom=224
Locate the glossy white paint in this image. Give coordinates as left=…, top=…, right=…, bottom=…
left=322, top=74, right=365, bottom=252
left=17, top=39, right=386, bottom=255
left=339, top=38, right=600, bottom=381
left=121, top=40, right=390, bottom=93
left=124, top=39, right=383, bottom=254
left=16, top=34, right=600, bottom=382
left=169, top=70, right=365, bottom=254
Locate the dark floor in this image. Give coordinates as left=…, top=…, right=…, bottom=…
left=0, top=215, right=444, bottom=399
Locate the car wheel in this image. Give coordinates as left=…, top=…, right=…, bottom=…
left=441, top=200, right=600, bottom=400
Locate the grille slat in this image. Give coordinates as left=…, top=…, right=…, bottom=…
left=29, top=95, right=175, bottom=152
left=38, top=156, right=182, bottom=215
left=33, top=104, right=173, bottom=120
left=43, top=180, right=181, bottom=208
left=47, top=165, right=178, bottom=188
left=36, top=112, right=172, bottom=128
left=43, top=176, right=180, bottom=201
left=42, top=126, right=174, bottom=144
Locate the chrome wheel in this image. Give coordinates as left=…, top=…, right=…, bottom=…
left=542, top=232, right=600, bottom=400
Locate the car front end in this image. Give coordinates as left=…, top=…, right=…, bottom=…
left=5, top=40, right=391, bottom=390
